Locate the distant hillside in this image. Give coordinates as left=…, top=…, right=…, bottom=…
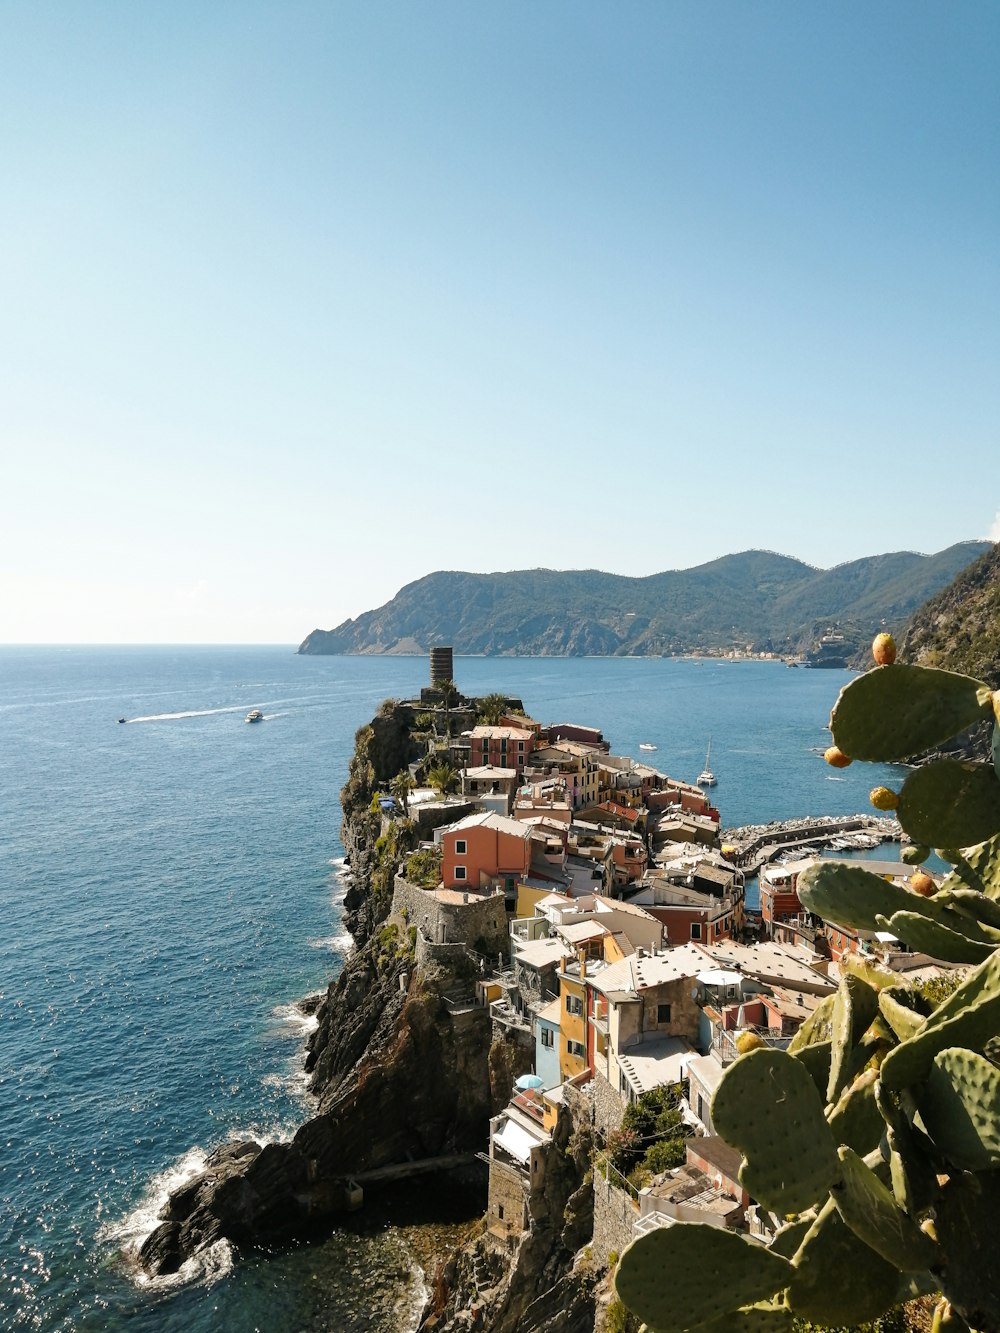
left=299, top=543, right=991, bottom=658
left=900, top=542, right=1000, bottom=686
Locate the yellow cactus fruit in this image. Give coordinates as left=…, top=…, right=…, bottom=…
left=872, top=632, right=897, bottom=666
left=824, top=745, right=852, bottom=768
left=869, top=786, right=899, bottom=811
left=909, top=871, right=936, bottom=897
left=735, top=1031, right=766, bottom=1055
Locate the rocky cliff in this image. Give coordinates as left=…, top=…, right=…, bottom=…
left=137, top=703, right=503, bottom=1278
left=419, top=1107, right=599, bottom=1333
left=137, top=694, right=605, bottom=1333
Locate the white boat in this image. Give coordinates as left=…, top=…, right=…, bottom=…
left=638, top=743, right=657, bottom=751
left=245, top=709, right=264, bottom=724
left=697, top=739, right=717, bottom=787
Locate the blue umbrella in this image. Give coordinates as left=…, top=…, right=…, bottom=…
left=515, top=1074, right=544, bottom=1091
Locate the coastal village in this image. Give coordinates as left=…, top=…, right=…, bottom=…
left=344, top=649, right=961, bottom=1324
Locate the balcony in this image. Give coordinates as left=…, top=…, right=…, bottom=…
left=712, top=1026, right=791, bottom=1067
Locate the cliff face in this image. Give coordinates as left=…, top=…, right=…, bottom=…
left=420, top=1108, right=598, bottom=1333
left=138, top=704, right=501, bottom=1278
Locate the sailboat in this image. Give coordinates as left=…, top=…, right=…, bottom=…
left=697, top=738, right=717, bottom=787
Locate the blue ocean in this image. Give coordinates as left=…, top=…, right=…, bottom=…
left=0, top=648, right=904, bottom=1331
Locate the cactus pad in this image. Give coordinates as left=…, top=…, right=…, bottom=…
left=828, top=974, right=880, bottom=1102
left=876, top=910, right=996, bottom=963
left=897, top=760, right=1000, bottom=849
left=662, top=1302, right=795, bottom=1333
left=826, top=1067, right=884, bottom=1156
left=712, top=1049, right=841, bottom=1214
left=935, top=1167, right=1000, bottom=1333
left=789, top=1037, right=832, bottom=1095
left=949, top=831, right=1000, bottom=900
left=830, top=665, right=993, bottom=762
left=878, top=986, right=929, bottom=1043
left=879, top=951, right=1000, bottom=1092
left=831, top=1146, right=937, bottom=1272
left=797, top=861, right=914, bottom=933
left=614, top=1224, right=792, bottom=1331
left=787, top=992, right=835, bottom=1051
left=918, top=1046, right=1000, bottom=1171
left=788, top=1197, right=901, bottom=1325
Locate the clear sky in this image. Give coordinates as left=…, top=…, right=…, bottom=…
left=2, top=2, right=997, bottom=644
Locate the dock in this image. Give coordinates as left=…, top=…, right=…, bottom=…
left=720, top=814, right=898, bottom=875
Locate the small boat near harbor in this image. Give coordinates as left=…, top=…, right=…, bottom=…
left=638, top=742, right=657, bottom=751
left=245, top=709, right=264, bottom=724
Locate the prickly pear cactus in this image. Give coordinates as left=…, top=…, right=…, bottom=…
left=615, top=654, right=1000, bottom=1333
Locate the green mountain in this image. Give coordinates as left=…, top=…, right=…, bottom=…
left=900, top=541, right=1000, bottom=686
left=298, top=543, right=992, bottom=658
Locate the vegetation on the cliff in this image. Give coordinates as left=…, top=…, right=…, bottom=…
left=603, top=1084, right=688, bottom=1188
left=299, top=544, right=989, bottom=659
left=900, top=542, right=1000, bottom=687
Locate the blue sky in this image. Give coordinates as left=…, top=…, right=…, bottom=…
left=2, top=2, right=997, bottom=643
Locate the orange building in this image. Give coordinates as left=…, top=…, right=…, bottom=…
left=439, top=812, right=533, bottom=892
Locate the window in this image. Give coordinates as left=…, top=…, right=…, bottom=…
left=567, top=1040, right=585, bottom=1058
left=657, top=1003, right=672, bottom=1024
left=498, top=1204, right=504, bottom=1220
left=541, top=1027, right=554, bottom=1048
left=455, top=839, right=467, bottom=855
left=691, top=922, right=702, bottom=940
left=565, top=994, right=583, bottom=1016
left=454, top=866, right=467, bottom=881
left=518, top=740, right=525, bottom=751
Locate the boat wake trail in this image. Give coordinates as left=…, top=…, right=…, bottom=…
left=127, top=706, right=248, bottom=723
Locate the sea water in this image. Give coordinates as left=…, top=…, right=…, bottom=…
left=0, top=649, right=904, bottom=1331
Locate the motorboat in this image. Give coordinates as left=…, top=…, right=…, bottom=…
left=638, top=743, right=657, bottom=751
left=697, top=738, right=717, bottom=787
left=245, top=709, right=264, bottom=724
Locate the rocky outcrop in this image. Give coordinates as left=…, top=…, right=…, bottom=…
left=138, top=701, right=504, bottom=1279
left=140, top=936, right=500, bottom=1276
left=419, top=1108, right=598, bottom=1333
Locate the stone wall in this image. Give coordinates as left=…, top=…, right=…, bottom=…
left=393, top=876, right=509, bottom=955
left=487, top=1155, right=528, bottom=1237
left=592, top=1071, right=626, bottom=1138
left=591, top=1166, right=639, bottom=1268
left=412, top=800, right=477, bottom=837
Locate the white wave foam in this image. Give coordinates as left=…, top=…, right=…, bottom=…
left=308, top=930, right=353, bottom=954
left=400, top=1260, right=431, bottom=1332
left=98, top=1146, right=236, bottom=1289
left=270, top=1001, right=319, bottom=1038
left=261, top=1067, right=312, bottom=1098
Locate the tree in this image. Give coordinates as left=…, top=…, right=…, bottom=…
left=389, top=770, right=415, bottom=816
left=477, top=692, right=509, bottom=725
left=427, top=762, right=457, bottom=795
